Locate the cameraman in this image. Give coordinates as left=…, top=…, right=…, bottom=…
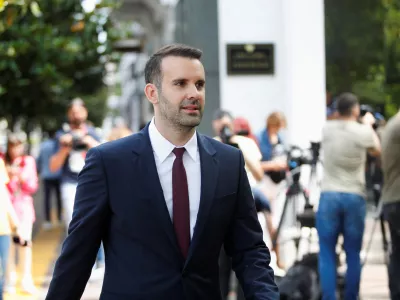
left=380, top=110, right=400, bottom=300
left=49, top=98, right=101, bottom=228
left=317, top=93, right=381, bottom=300
left=212, top=110, right=279, bottom=300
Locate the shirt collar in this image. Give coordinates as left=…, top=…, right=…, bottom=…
left=148, top=118, right=198, bottom=163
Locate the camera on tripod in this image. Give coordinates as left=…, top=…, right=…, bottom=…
left=285, top=142, right=321, bottom=229
left=287, top=142, right=321, bottom=172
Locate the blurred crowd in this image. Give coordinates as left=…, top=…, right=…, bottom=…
left=0, top=90, right=399, bottom=300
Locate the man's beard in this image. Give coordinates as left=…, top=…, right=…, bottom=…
left=159, top=94, right=203, bottom=129
left=70, top=119, right=84, bottom=127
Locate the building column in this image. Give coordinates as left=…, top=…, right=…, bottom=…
left=281, top=0, right=326, bottom=148
left=217, top=0, right=326, bottom=148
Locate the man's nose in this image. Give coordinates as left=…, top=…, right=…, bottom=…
left=186, top=84, right=201, bottom=99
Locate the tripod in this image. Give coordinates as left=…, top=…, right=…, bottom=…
left=272, top=167, right=315, bottom=258
left=362, top=184, right=390, bottom=267
left=307, top=142, right=323, bottom=196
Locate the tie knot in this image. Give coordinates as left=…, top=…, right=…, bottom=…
left=173, top=147, right=186, bottom=159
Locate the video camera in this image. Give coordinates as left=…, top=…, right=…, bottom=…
left=61, top=133, right=87, bottom=151
left=286, top=141, right=321, bottom=228
left=287, top=142, right=320, bottom=172
left=71, top=134, right=87, bottom=151
left=219, top=125, right=239, bottom=149
left=359, top=104, right=383, bottom=130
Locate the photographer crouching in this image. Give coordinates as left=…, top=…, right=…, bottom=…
left=317, top=93, right=381, bottom=300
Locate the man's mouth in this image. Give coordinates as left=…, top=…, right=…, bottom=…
left=182, top=105, right=199, bottom=111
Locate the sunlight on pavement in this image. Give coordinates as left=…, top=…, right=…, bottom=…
left=4, top=227, right=63, bottom=300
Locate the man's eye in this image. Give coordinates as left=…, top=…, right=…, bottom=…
left=175, top=81, right=184, bottom=86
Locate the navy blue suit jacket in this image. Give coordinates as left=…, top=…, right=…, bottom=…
left=45, top=124, right=279, bottom=300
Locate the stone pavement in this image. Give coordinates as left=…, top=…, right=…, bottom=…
left=34, top=214, right=390, bottom=300
left=359, top=214, right=390, bottom=300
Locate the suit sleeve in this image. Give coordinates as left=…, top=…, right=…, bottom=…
left=45, top=147, right=110, bottom=300
left=224, top=150, right=279, bottom=300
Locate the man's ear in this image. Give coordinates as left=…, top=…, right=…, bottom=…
left=144, top=83, right=158, bottom=104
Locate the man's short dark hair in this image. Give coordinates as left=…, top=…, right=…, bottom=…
left=336, top=92, right=359, bottom=116
left=144, top=44, right=203, bottom=88
left=68, top=98, right=86, bottom=110
left=213, top=109, right=233, bottom=121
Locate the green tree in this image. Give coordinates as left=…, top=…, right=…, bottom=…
left=0, top=0, right=122, bottom=131
left=383, top=0, right=400, bottom=115
left=324, top=0, right=385, bottom=97
left=325, top=0, right=400, bottom=117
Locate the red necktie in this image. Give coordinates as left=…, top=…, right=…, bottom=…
left=172, top=147, right=190, bottom=258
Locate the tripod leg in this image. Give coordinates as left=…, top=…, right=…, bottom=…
left=301, top=189, right=313, bottom=253
left=362, top=200, right=383, bottom=267
left=273, top=194, right=292, bottom=250
left=380, top=214, right=390, bottom=265
left=362, top=218, right=378, bottom=267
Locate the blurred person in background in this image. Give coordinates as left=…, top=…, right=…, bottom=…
left=233, top=116, right=283, bottom=268
left=233, top=117, right=259, bottom=146
left=213, top=110, right=281, bottom=299
left=4, top=132, right=38, bottom=295
left=49, top=99, right=101, bottom=228
left=0, top=156, right=24, bottom=300
left=380, top=109, right=400, bottom=300
left=317, top=93, right=380, bottom=300
left=326, top=90, right=338, bottom=120
left=36, top=129, right=62, bottom=230
left=257, top=112, right=288, bottom=184
left=49, top=98, right=104, bottom=279
left=256, top=112, right=288, bottom=265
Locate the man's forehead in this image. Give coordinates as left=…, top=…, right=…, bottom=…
left=161, top=56, right=205, bottom=78
left=68, top=105, right=87, bottom=114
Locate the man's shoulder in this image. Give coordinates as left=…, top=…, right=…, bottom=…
left=324, top=120, right=368, bottom=132
left=55, top=128, right=66, bottom=139
left=96, top=132, right=138, bottom=155
left=384, top=115, right=400, bottom=134
left=381, top=115, right=400, bottom=145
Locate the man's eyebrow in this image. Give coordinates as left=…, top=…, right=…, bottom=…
left=172, top=78, right=188, bottom=83
left=171, top=78, right=205, bottom=84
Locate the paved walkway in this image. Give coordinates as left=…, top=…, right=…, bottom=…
left=26, top=214, right=389, bottom=300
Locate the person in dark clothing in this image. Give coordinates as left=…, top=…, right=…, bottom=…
left=37, top=130, right=62, bottom=229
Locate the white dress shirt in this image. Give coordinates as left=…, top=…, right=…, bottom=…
left=148, top=118, right=201, bottom=239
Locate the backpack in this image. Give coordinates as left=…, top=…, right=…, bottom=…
left=277, top=253, right=321, bottom=300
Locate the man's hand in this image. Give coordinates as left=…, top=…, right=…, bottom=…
left=50, top=134, right=72, bottom=172
left=361, top=112, right=375, bottom=127
left=6, top=165, right=19, bottom=177
left=272, top=160, right=287, bottom=171
left=59, top=134, right=73, bottom=149
left=261, top=160, right=287, bottom=172
left=82, top=135, right=100, bottom=149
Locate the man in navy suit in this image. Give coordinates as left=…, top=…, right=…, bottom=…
left=45, top=44, right=279, bottom=300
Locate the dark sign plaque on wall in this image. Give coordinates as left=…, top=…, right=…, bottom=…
left=227, top=44, right=274, bottom=75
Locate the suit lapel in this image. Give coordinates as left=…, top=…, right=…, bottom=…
left=132, top=125, right=182, bottom=259
left=186, top=134, right=218, bottom=265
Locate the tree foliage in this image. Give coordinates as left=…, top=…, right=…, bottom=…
left=0, top=0, right=122, bottom=131
left=325, top=0, right=400, bottom=116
